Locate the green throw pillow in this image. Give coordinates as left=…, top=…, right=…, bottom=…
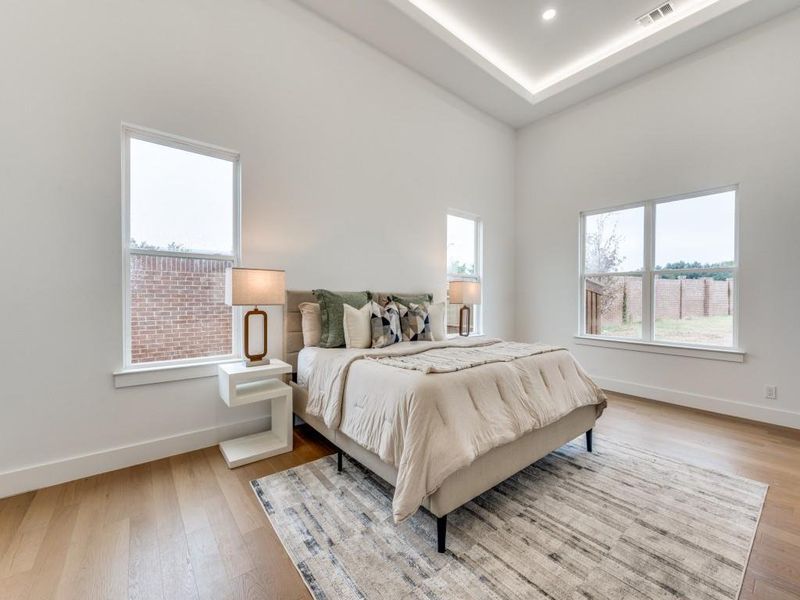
left=312, top=290, right=372, bottom=348
left=389, top=293, right=433, bottom=307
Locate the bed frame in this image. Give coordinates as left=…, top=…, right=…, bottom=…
left=284, top=291, right=603, bottom=553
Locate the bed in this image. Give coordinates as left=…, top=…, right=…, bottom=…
left=285, top=291, right=607, bottom=552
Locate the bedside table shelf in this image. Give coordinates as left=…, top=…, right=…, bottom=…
left=218, top=360, right=292, bottom=407
left=217, top=360, right=293, bottom=468
left=220, top=430, right=288, bottom=468
left=221, top=378, right=289, bottom=407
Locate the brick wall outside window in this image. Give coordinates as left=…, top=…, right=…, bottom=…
left=130, top=254, right=233, bottom=364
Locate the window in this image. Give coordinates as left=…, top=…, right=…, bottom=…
left=580, top=187, right=737, bottom=349
left=122, top=125, right=240, bottom=367
left=447, top=212, right=482, bottom=334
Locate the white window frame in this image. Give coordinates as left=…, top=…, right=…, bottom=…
left=447, top=209, right=483, bottom=335
left=118, top=123, right=242, bottom=382
left=576, top=185, right=743, bottom=361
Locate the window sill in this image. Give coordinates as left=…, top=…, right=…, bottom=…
left=573, top=335, right=745, bottom=363
left=113, top=357, right=242, bottom=388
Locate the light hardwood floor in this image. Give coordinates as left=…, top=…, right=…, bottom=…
left=1, top=393, right=798, bottom=600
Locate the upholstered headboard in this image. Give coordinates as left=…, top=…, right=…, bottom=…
left=285, top=290, right=316, bottom=373
left=284, top=291, right=434, bottom=373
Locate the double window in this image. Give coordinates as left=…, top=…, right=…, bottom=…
left=447, top=212, right=482, bottom=335
left=580, top=187, right=738, bottom=349
left=122, top=125, right=241, bottom=368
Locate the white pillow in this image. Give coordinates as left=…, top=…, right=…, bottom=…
left=343, top=303, right=372, bottom=349
left=428, top=302, right=447, bottom=341
left=298, top=302, right=321, bottom=347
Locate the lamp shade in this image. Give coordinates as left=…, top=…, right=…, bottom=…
left=449, top=280, right=481, bottom=305
left=225, top=268, right=285, bottom=306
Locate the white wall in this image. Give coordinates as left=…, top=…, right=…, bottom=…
left=516, top=9, right=800, bottom=427
left=0, top=0, right=515, bottom=496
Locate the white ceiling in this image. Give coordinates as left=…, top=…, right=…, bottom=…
left=295, top=0, right=800, bottom=127
left=414, top=0, right=715, bottom=92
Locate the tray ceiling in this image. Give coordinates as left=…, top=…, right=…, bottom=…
left=294, top=0, right=800, bottom=127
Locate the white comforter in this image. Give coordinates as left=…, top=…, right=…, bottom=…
left=305, top=338, right=606, bottom=522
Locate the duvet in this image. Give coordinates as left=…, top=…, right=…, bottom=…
left=304, top=338, right=606, bottom=522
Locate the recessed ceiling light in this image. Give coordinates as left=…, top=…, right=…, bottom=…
left=542, top=8, right=557, bottom=21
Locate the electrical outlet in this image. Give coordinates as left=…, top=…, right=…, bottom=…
left=764, top=385, right=777, bottom=400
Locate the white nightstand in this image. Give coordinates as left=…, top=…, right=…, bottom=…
left=218, top=360, right=293, bottom=468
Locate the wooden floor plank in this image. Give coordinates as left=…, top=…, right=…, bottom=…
left=127, top=514, right=162, bottom=600
left=0, top=396, right=797, bottom=599
left=52, top=476, right=110, bottom=600
left=0, top=493, right=36, bottom=561
left=243, top=527, right=311, bottom=600
left=752, top=575, right=800, bottom=600
left=0, top=486, right=62, bottom=577
left=169, top=454, right=214, bottom=536
left=203, top=448, right=265, bottom=537
left=127, top=462, right=163, bottom=600
left=87, top=518, right=130, bottom=600
left=185, top=525, right=234, bottom=600
left=229, top=567, right=271, bottom=600
left=150, top=458, right=198, bottom=600
left=204, top=492, right=254, bottom=581
left=25, top=503, right=80, bottom=600
left=0, top=571, right=32, bottom=600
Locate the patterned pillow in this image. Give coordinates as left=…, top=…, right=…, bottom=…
left=397, top=302, right=432, bottom=342
left=370, top=301, right=402, bottom=348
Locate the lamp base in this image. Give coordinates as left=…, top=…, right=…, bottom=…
left=459, top=305, right=471, bottom=337
left=243, top=357, right=271, bottom=368
left=244, top=307, right=269, bottom=366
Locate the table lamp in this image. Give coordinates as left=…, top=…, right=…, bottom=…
left=449, top=280, right=481, bottom=337
left=225, top=267, right=285, bottom=366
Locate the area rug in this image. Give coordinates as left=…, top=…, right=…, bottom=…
left=251, top=436, right=767, bottom=599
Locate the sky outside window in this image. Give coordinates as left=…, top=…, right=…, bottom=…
left=584, top=206, right=643, bottom=273
left=655, top=191, right=735, bottom=267
left=130, top=138, right=234, bottom=255
left=447, top=214, right=478, bottom=275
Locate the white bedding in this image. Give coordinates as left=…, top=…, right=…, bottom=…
left=302, top=338, right=606, bottom=523
left=297, top=346, right=323, bottom=387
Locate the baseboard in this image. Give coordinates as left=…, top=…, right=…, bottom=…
left=0, top=415, right=270, bottom=499
left=594, top=376, right=800, bottom=430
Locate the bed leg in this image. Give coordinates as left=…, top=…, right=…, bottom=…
left=337, top=449, right=343, bottom=472
left=586, top=429, right=593, bottom=453
left=437, top=515, right=447, bottom=553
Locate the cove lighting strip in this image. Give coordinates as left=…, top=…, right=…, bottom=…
left=406, top=0, right=727, bottom=97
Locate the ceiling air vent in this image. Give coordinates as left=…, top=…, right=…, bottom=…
left=637, top=2, right=675, bottom=27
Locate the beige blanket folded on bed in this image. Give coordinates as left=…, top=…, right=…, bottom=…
left=367, top=341, right=564, bottom=373
left=305, top=338, right=606, bottom=522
